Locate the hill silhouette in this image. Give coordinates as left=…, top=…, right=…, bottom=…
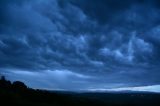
left=0, top=76, right=160, bottom=106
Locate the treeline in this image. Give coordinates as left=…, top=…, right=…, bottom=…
left=0, top=76, right=160, bottom=106
left=0, top=76, right=101, bottom=106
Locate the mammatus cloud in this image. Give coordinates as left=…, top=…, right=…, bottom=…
left=0, top=0, right=160, bottom=91
left=99, top=31, right=152, bottom=64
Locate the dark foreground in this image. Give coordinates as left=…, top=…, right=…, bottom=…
left=0, top=77, right=160, bottom=106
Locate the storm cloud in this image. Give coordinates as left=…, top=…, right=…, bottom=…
left=0, top=0, right=160, bottom=91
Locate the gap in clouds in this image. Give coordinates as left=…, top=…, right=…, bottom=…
left=1, top=69, right=93, bottom=90
left=107, top=85, right=160, bottom=93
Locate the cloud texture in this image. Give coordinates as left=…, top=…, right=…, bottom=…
left=0, top=0, right=160, bottom=90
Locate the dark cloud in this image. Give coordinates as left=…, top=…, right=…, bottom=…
left=0, top=0, right=160, bottom=90
left=69, top=0, right=149, bottom=24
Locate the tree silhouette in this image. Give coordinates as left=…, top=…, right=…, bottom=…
left=12, top=81, right=27, bottom=90
left=1, top=76, right=6, bottom=81
left=0, top=75, right=11, bottom=89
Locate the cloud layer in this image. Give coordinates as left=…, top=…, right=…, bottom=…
left=0, top=0, right=160, bottom=90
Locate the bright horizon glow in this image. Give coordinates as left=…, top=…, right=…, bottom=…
left=87, top=85, right=160, bottom=93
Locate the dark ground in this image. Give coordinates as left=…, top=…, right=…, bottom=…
left=0, top=76, right=160, bottom=106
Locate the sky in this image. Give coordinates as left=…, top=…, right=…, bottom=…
left=0, top=0, right=160, bottom=92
